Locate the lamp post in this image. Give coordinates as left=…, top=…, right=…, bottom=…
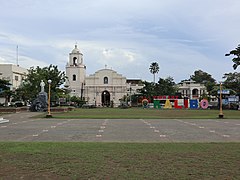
left=219, top=82, right=224, bottom=118
left=46, top=79, right=52, bottom=118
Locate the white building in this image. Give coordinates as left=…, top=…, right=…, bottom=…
left=178, top=80, right=207, bottom=99
left=0, top=64, right=28, bottom=91
left=65, top=45, right=143, bottom=107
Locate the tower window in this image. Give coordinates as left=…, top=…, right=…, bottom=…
left=104, top=77, right=108, bottom=84
left=73, top=74, right=76, bottom=81
left=73, top=57, right=77, bottom=66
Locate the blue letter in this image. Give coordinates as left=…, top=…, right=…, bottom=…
left=190, top=99, right=198, bottom=109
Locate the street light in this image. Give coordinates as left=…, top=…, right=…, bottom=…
left=46, top=79, right=52, bottom=118
left=219, top=82, right=224, bottom=118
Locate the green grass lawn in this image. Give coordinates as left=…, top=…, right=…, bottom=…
left=42, top=107, right=240, bottom=119
left=0, top=142, right=239, bottom=179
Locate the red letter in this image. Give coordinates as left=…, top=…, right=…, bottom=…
left=184, top=99, right=188, bottom=108
left=174, top=100, right=182, bottom=109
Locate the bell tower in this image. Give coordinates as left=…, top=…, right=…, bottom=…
left=65, top=44, right=86, bottom=98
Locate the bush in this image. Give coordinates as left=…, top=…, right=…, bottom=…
left=119, top=102, right=129, bottom=109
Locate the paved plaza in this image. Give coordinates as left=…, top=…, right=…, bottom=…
left=0, top=112, right=240, bottom=142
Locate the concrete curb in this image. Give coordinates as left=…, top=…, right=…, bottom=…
left=0, top=117, right=9, bottom=124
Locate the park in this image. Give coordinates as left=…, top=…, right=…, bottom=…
left=0, top=44, right=239, bottom=179
left=0, top=51, right=239, bottom=178
left=1, top=1, right=240, bottom=179
left=0, top=107, right=239, bottom=179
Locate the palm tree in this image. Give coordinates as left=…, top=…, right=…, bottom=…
left=225, top=44, right=240, bottom=70
left=149, top=62, right=159, bottom=83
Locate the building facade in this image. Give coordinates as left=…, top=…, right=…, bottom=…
left=178, top=80, right=207, bottom=99
left=0, top=64, right=28, bottom=104
left=85, top=69, right=127, bottom=107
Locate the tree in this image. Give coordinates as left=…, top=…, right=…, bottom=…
left=139, top=77, right=177, bottom=102
left=0, top=79, right=12, bottom=106
left=149, top=62, right=159, bottom=83
left=190, top=70, right=216, bottom=93
left=70, top=96, right=86, bottom=107
left=16, top=64, right=67, bottom=102
left=222, top=72, right=240, bottom=95
left=0, top=79, right=11, bottom=93
left=155, top=77, right=177, bottom=95
left=225, top=44, right=240, bottom=70
left=139, top=81, right=156, bottom=97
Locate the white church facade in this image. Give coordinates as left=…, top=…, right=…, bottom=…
left=65, top=45, right=143, bottom=107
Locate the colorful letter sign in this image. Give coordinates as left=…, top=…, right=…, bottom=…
left=153, top=96, right=209, bottom=110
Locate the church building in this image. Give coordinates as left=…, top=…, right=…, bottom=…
left=65, top=45, right=143, bottom=107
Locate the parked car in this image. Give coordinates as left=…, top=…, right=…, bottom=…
left=10, top=101, right=24, bottom=107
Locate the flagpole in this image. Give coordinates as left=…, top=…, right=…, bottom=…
left=16, top=45, right=19, bottom=66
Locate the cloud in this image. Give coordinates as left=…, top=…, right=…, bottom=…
left=0, top=47, right=48, bottom=69
left=102, top=48, right=136, bottom=63
left=0, top=0, right=239, bottom=83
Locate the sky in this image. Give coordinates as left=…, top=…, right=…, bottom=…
left=0, top=0, right=239, bottom=83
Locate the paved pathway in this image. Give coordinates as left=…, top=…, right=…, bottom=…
left=0, top=112, right=240, bottom=142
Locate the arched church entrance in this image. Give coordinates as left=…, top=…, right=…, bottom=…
left=102, top=90, right=110, bottom=107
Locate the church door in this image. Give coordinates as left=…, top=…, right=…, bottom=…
left=102, top=90, right=110, bottom=107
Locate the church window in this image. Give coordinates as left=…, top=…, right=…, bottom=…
left=104, top=77, right=108, bottom=84
left=73, top=74, right=76, bottom=81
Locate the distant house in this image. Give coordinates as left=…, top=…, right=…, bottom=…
left=126, top=79, right=144, bottom=95
left=177, top=80, right=207, bottom=99
left=0, top=64, right=27, bottom=91
left=0, top=64, right=28, bottom=104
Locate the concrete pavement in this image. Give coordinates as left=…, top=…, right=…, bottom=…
left=0, top=112, right=240, bottom=142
